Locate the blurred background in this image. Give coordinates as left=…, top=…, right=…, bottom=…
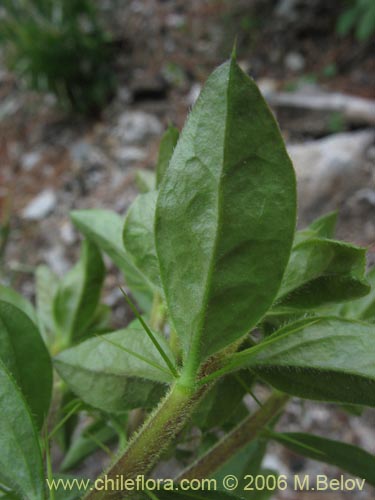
left=0, top=1, right=374, bottom=499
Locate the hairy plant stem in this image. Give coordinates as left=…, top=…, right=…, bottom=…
left=86, top=380, right=209, bottom=500
left=177, top=391, right=289, bottom=481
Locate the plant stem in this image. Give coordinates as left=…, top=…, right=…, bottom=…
left=177, top=391, right=289, bottom=481
left=86, top=381, right=207, bottom=500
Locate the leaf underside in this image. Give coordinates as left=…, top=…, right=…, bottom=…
left=232, top=317, right=375, bottom=406
left=156, top=58, right=296, bottom=363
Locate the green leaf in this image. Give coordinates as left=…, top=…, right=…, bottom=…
left=61, top=418, right=118, bottom=471
left=35, top=264, right=59, bottom=344
left=270, top=432, right=375, bottom=486
left=155, top=57, right=296, bottom=363
left=0, top=285, right=37, bottom=325
left=214, top=439, right=268, bottom=499
left=193, top=373, right=253, bottom=430
left=0, top=301, right=52, bottom=428
left=53, top=239, right=105, bottom=344
left=275, top=238, right=370, bottom=309
left=306, top=211, right=338, bottom=238
left=0, top=359, right=44, bottom=500
left=86, top=303, right=112, bottom=334
left=295, top=211, right=338, bottom=244
left=229, top=317, right=375, bottom=406
left=70, top=209, right=154, bottom=311
left=156, top=124, right=179, bottom=187
left=135, top=170, right=156, bottom=193
left=123, top=191, right=161, bottom=288
left=50, top=475, right=91, bottom=500
left=339, top=267, right=375, bottom=321
left=54, top=324, right=176, bottom=412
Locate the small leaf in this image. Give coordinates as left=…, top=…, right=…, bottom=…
left=156, top=58, right=296, bottom=363
left=275, top=238, right=370, bottom=309
left=70, top=209, right=154, bottom=311
left=0, top=285, right=37, bottom=325
left=295, top=211, right=338, bottom=244
left=339, top=267, right=375, bottom=322
left=0, top=301, right=52, bottom=428
left=35, top=265, right=59, bottom=344
left=54, top=324, right=176, bottom=412
left=135, top=170, right=156, bottom=193
left=123, top=191, right=161, bottom=288
left=229, top=317, right=375, bottom=406
left=61, top=418, right=118, bottom=471
left=270, top=432, right=375, bottom=486
left=53, top=239, right=105, bottom=344
left=193, top=373, right=254, bottom=430
left=0, top=360, right=44, bottom=500
left=214, top=439, right=268, bottom=498
left=156, top=124, right=179, bottom=186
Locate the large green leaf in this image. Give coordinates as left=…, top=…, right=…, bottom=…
left=54, top=324, right=176, bottom=412
left=156, top=124, right=179, bottom=186
left=275, top=238, right=370, bottom=309
left=229, top=317, right=375, bottom=406
left=0, top=301, right=52, bottom=428
left=339, top=266, right=375, bottom=322
left=0, top=359, right=44, bottom=500
left=155, top=57, right=296, bottom=363
left=70, top=209, right=154, bottom=311
left=123, top=191, right=161, bottom=288
left=270, top=432, right=375, bottom=486
left=53, top=239, right=105, bottom=344
left=0, top=285, right=37, bottom=325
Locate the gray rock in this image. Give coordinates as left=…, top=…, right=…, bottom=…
left=114, top=146, right=146, bottom=167
left=42, top=246, right=70, bottom=275
left=287, top=130, right=375, bottom=222
left=284, top=51, right=305, bottom=72
left=114, top=111, right=162, bottom=145
left=21, top=151, right=42, bottom=171
left=22, top=189, right=57, bottom=220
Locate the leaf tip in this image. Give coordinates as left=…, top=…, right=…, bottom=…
left=231, top=38, right=238, bottom=61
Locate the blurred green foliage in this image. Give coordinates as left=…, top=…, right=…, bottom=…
left=0, top=0, right=116, bottom=114
left=337, top=0, right=375, bottom=41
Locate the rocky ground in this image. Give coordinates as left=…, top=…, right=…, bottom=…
left=0, top=0, right=374, bottom=498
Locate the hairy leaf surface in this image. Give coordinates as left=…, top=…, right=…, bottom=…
left=271, top=432, right=375, bottom=486
left=0, top=285, right=37, bottom=325
left=156, top=124, right=179, bottom=186
left=71, top=209, right=154, bottom=311
left=275, top=238, right=370, bottom=309
left=55, top=324, right=176, bottom=412
left=123, top=191, right=161, bottom=288
left=35, top=265, right=59, bottom=343
left=156, top=58, right=296, bottom=362
left=0, top=360, right=44, bottom=500
left=339, top=266, right=375, bottom=322
left=230, top=317, right=375, bottom=406
left=53, top=239, right=105, bottom=344
left=0, top=301, right=52, bottom=428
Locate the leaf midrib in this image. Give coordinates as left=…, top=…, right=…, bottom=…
left=185, top=61, right=234, bottom=367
